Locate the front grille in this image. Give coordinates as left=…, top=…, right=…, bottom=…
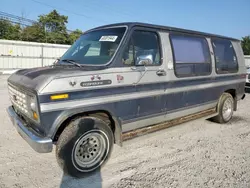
left=8, top=85, right=28, bottom=114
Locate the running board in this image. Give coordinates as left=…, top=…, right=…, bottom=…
left=122, top=108, right=217, bottom=141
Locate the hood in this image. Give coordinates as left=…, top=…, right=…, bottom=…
left=7, top=65, right=106, bottom=92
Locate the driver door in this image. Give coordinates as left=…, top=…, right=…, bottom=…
left=122, top=29, right=167, bottom=119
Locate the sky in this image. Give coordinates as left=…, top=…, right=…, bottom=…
left=1, top=0, right=250, bottom=39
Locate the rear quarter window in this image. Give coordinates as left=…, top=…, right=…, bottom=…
left=212, top=39, right=238, bottom=74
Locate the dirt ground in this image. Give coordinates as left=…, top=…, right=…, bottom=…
left=0, top=75, right=250, bottom=188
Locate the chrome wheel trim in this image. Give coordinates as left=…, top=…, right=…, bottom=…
left=72, top=130, right=109, bottom=172
left=222, top=97, right=233, bottom=121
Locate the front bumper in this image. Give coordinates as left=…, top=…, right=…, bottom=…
left=7, top=106, right=53, bottom=153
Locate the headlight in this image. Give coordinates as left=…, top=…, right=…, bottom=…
left=8, top=84, right=40, bottom=123
left=30, top=97, right=37, bottom=111
left=28, top=96, right=40, bottom=123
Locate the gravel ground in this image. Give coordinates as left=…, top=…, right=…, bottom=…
left=0, top=75, right=250, bottom=188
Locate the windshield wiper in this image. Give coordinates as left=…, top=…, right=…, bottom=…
left=61, top=59, right=82, bottom=67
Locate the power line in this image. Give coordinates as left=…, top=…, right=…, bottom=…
left=0, top=11, right=36, bottom=26
left=29, top=0, right=147, bottom=25
left=62, top=0, right=135, bottom=21
left=90, top=0, right=137, bottom=19
left=0, top=11, right=74, bottom=33
left=0, top=11, right=36, bottom=24
left=29, top=0, right=108, bottom=24
left=0, top=18, right=31, bottom=27
left=89, top=0, right=150, bottom=23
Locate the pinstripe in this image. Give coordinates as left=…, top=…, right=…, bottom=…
left=40, top=78, right=244, bottom=112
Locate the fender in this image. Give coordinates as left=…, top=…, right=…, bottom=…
left=48, top=107, right=123, bottom=146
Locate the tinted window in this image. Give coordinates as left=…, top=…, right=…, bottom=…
left=122, top=30, right=161, bottom=66
left=170, top=34, right=211, bottom=77
left=60, top=27, right=126, bottom=65
left=212, top=39, right=238, bottom=74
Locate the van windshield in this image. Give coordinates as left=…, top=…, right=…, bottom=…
left=60, top=27, right=126, bottom=66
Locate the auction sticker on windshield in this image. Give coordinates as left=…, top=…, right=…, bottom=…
left=99, top=36, right=118, bottom=42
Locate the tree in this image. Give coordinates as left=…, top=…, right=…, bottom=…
left=0, top=10, right=83, bottom=44
left=68, top=29, right=82, bottom=44
left=38, top=10, right=69, bottom=44
left=0, top=19, right=21, bottom=40
left=22, top=23, right=45, bottom=42
left=241, top=36, right=250, bottom=55
left=8, top=24, right=22, bottom=40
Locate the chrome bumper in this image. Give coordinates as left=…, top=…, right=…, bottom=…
left=7, top=106, right=53, bottom=153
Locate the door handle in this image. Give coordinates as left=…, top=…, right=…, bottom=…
left=156, top=69, right=166, bottom=76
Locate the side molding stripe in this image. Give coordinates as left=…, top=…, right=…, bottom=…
left=40, top=79, right=244, bottom=112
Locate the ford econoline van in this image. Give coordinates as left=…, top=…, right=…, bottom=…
left=6, top=22, right=246, bottom=177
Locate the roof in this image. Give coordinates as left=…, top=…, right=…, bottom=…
left=87, top=22, right=240, bottom=42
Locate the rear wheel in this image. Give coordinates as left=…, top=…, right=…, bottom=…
left=56, top=116, right=114, bottom=177
left=212, top=93, right=234, bottom=123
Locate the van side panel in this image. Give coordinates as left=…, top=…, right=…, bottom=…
left=39, top=33, right=246, bottom=138
left=40, top=76, right=245, bottom=136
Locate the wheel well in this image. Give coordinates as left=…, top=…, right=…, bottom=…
left=53, top=110, right=116, bottom=142
left=224, top=89, right=237, bottom=110
left=225, top=89, right=236, bottom=98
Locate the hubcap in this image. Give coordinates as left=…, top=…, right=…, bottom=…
left=222, top=98, right=233, bottom=121
left=72, top=130, right=108, bottom=171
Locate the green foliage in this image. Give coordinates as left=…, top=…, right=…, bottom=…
left=68, top=29, right=82, bottom=44
left=22, top=23, right=45, bottom=42
left=241, top=36, right=250, bottom=55
left=39, top=10, right=69, bottom=44
left=0, top=19, right=21, bottom=40
left=0, top=10, right=83, bottom=44
left=46, top=31, right=69, bottom=44
left=39, top=10, right=68, bottom=33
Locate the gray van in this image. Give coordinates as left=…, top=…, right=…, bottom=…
left=6, top=22, right=246, bottom=177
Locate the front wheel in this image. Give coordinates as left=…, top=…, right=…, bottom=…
left=212, top=93, right=234, bottom=123
left=56, top=116, right=114, bottom=177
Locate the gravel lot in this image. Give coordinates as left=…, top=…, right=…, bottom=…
left=0, top=75, right=250, bottom=188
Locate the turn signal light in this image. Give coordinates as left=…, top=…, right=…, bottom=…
left=50, top=94, right=69, bottom=100
left=33, top=112, right=38, bottom=120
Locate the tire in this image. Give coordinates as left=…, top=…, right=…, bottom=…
left=212, top=93, right=234, bottom=123
left=56, top=116, right=114, bottom=177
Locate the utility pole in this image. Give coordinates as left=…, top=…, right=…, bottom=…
left=44, top=25, right=47, bottom=43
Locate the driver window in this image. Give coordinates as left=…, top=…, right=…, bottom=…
left=122, top=30, right=161, bottom=66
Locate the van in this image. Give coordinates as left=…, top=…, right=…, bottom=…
left=6, top=22, right=246, bottom=177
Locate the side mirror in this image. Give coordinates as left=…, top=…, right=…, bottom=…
left=135, top=54, right=153, bottom=66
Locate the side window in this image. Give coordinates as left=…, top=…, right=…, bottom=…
left=122, top=30, right=161, bottom=66
left=212, top=39, right=238, bottom=74
left=170, top=34, right=211, bottom=77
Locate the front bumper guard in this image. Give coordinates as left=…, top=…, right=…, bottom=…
left=7, top=106, right=53, bottom=153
